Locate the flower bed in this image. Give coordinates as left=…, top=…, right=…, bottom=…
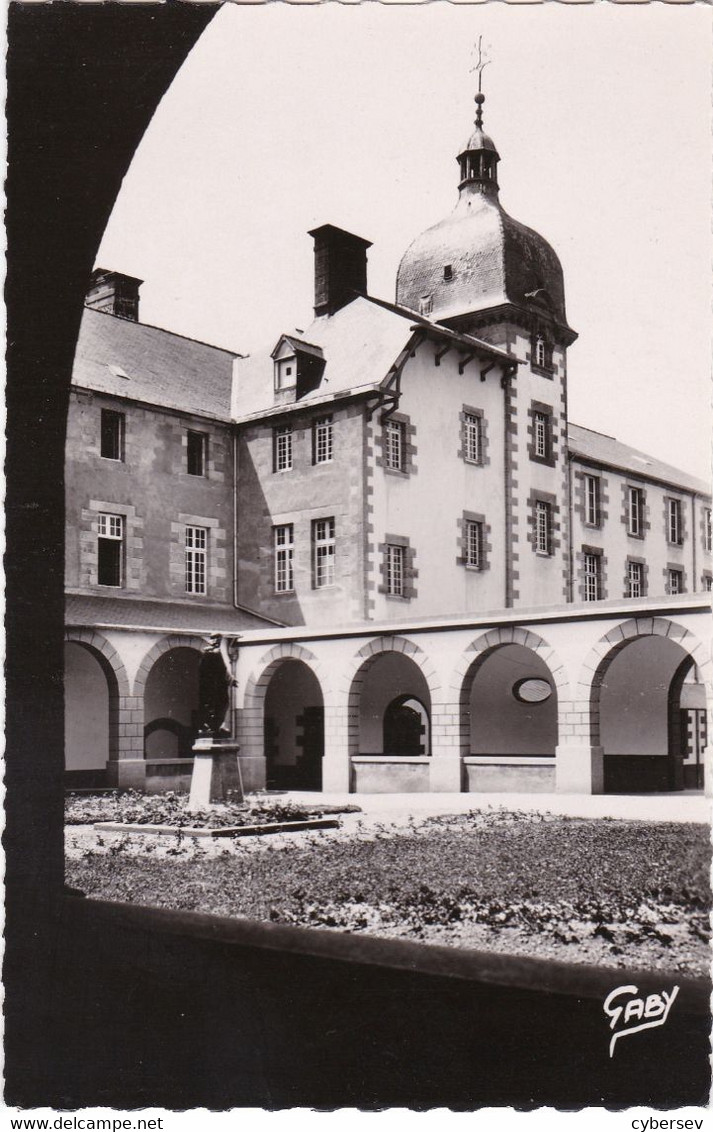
left=65, top=810, right=711, bottom=974
left=65, top=789, right=360, bottom=830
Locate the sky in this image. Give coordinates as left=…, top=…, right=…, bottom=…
left=98, top=2, right=712, bottom=481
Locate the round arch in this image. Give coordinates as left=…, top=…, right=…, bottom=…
left=344, top=636, right=440, bottom=759
left=133, top=633, right=207, bottom=699
left=242, top=642, right=329, bottom=712
left=64, top=630, right=130, bottom=775
left=579, top=617, right=711, bottom=792
left=577, top=617, right=711, bottom=749
left=450, top=627, right=568, bottom=759
left=64, top=628, right=131, bottom=700
left=241, top=644, right=327, bottom=792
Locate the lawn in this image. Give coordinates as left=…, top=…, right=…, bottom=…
left=65, top=805, right=711, bottom=975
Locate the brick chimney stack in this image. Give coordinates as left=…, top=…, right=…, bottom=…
left=85, top=268, right=143, bottom=322
left=308, top=225, right=372, bottom=317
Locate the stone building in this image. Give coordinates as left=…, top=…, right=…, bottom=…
left=64, top=93, right=711, bottom=796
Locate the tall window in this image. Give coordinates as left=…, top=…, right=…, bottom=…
left=465, top=520, right=483, bottom=569
left=627, top=486, right=644, bottom=537
left=533, top=411, right=550, bottom=460
left=532, top=333, right=552, bottom=371
left=97, top=513, right=123, bottom=587
left=583, top=552, right=601, bottom=602
left=626, top=560, right=643, bottom=599
left=584, top=474, right=601, bottom=527
left=100, top=409, right=124, bottom=461
left=385, top=420, right=404, bottom=471
left=273, top=425, right=293, bottom=473
left=535, top=501, right=551, bottom=555
left=705, top=509, right=711, bottom=552
left=704, top=575, right=712, bottom=592
left=186, top=430, right=208, bottom=477
left=668, top=568, right=683, bottom=595
left=185, top=526, right=207, bottom=595
left=386, top=544, right=405, bottom=596
left=313, top=415, right=333, bottom=465
left=274, top=524, right=294, bottom=593
left=667, top=498, right=682, bottom=544
left=463, top=413, right=482, bottom=465
left=313, top=518, right=335, bottom=588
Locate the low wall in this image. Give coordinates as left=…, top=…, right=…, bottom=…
left=145, top=759, right=193, bottom=794
left=350, top=756, right=431, bottom=793
left=464, top=757, right=556, bottom=793
left=39, top=895, right=711, bottom=1109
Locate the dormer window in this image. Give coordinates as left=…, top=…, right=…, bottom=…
left=275, top=357, right=296, bottom=391
left=443, top=265, right=453, bottom=281
left=271, top=334, right=325, bottom=398
left=419, top=294, right=433, bottom=316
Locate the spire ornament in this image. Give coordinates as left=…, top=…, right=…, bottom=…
left=469, top=36, right=491, bottom=128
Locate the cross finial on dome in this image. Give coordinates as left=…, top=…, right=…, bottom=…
left=469, top=36, right=491, bottom=127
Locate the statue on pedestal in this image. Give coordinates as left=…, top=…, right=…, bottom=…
left=197, top=633, right=237, bottom=740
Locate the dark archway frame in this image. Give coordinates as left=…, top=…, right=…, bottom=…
left=5, top=5, right=217, bottom=1103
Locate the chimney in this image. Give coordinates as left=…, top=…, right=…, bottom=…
left=308, top=224, right=372, bottom=317
left=85, top=268, right=143, bottom=322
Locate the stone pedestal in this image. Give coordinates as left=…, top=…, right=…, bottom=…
left=188, top=740, right=243, bottom=810
left=555, top=744, right=604, bottom=794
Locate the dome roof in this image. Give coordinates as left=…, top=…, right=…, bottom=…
left=396, top=190, right=569, bottom=328
left=396, top=96, right=572, bottom=334
left=459, top=127, right=499, bottom=156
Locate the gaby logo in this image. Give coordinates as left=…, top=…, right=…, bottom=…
left=603, top=984, right=679, bottom=1058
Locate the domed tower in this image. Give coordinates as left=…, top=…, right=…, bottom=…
left=396, top=90, right=576, bottom=354
left=397, top=85, right=577, bottom=609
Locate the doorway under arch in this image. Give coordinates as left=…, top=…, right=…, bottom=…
left=383, top=695, right=430, bottom=757
left=264, top=659, right=324, bottom=790
left=595, top=634, right=704, bottom=793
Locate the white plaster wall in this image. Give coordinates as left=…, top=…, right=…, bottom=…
left=358, top=652, right=431, bottom=753
left=469, top=645, right=557, bottom=755
left=65, top=642, right=109, bottom=770
left=368, top=338, right=508, bottom=620
left=264, top=659, right=322, bottom=766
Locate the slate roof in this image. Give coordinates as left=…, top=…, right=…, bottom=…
left=72, top=307, right=238, bottom=421
left=65, top=593, right=279, bottom=633
left=396, top=189, right=570, bottom=332
left=567, top=423, right=710, bottom=497
left=233, top=294, right=513, bottom=422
